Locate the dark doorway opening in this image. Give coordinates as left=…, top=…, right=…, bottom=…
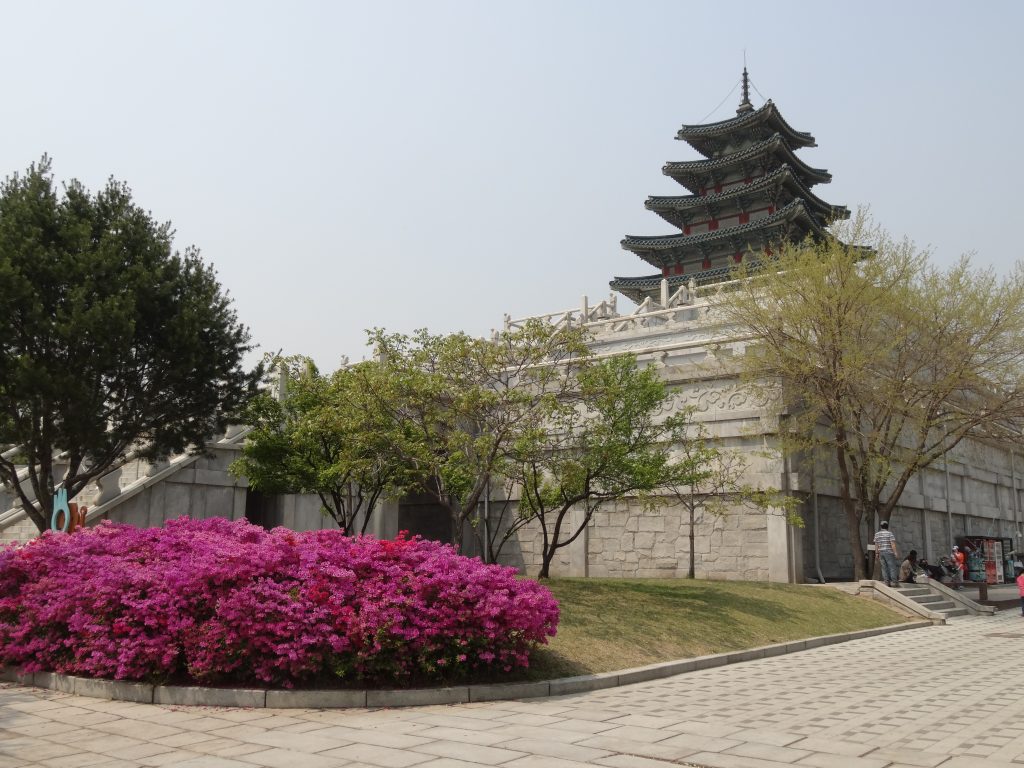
left=397, top=490, right=452, bottom=543
left=245, top=490, right=282, bottom=530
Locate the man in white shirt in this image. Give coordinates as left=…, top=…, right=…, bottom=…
left=873, top=520, right=900, bottom=588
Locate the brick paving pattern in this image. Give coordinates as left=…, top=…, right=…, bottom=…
left=1, top=611, right=1022, bottom=767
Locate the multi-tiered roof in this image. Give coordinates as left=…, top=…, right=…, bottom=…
left=610, top=70, right=849, bottom=302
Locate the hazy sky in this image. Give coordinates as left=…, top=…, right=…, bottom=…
left=1, top=1, right=1019, bottom=370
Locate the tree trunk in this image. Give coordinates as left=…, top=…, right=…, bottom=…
left=441, top=495, right=465, bottom=552
left=537, top=550, right=554, bottom=580
left=23, top=499, right=47, bottom=534
left=873, top=498, right=892, bottom=528
left=844, top=503, right=865, bottom=581
left=835, top=440, right=865, bottom=580
left=537, top=506, right=570, bottom=580
left=687, top=503, right=696, bottom=579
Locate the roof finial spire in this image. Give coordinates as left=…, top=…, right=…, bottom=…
left=737, top=57, right=753, bottom=114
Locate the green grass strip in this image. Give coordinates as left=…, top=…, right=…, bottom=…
left=526, top=579, right=904, bottom=679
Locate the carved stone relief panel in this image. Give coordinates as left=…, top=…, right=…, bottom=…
left=668, top=380, right=777, bottom=415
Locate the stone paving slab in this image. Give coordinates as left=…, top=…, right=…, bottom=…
left=1, top=611, right=1023, bottom=768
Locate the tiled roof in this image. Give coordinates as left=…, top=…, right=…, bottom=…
left=622, top=199, right=824, bottom=254
left=676, top=101, right=816, bottom=157
left=663, top=134, right=831, bottom=193
left=610, top=266, right=735, bottom=290
left=609, top=265, right=738, bottom=302
left=611, top=92, right=846, bottom=305
left=645, top=165, right=848, bottom=224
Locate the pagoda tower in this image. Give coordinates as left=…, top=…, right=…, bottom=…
left=610, top=70, right=849, bottom=303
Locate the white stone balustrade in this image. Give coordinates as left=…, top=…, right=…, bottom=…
left=50, top=461, right=70, bottom=486
left=95, top=466, right=123, bottom=505
left=503, top=294, right=620, bottom=335
left=503, top=280, right=710, bottom=341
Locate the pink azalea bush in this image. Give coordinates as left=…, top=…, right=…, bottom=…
left=0, top=518, right=558, bottom=687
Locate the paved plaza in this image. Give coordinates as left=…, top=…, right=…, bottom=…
left=1, top=610, right=1022, bottom=768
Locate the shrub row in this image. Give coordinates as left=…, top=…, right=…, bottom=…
left=0, top=518, right=558, bottom=687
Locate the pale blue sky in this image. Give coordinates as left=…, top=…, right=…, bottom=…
left=1, top=1, right=1019, bottom=369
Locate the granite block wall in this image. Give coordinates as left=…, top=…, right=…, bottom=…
left=98, top=446, right=248, bottom=529
left=492, top=496, right=773, bottom=581
left=801, top=436, right=1024, bottom=582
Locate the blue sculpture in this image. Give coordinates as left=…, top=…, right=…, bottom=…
left=50, top=487, right=70, bottom=532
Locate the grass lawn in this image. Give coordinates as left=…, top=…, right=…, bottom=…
left=524, top=579, right=905, bottom=680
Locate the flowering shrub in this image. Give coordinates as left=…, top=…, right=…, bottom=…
left=0, top=518, right=558, bottom=687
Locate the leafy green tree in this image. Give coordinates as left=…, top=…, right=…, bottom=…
left=231, top=358, right=416, bottom=534
left=717, top=214, right=1024, bottom=578
left=0, top=157, right=259, bottom=533
left=509, top=355, right=704, bottom=579
left=366, top=320, right=590, bottom=558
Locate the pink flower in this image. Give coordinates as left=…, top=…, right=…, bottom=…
left=0, top=517, right=559, bottom=687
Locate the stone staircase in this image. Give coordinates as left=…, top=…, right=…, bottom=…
left=895, top=583, right=969, bottom=619
left=855, top=579, right=997, bottom=623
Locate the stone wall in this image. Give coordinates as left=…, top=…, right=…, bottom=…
left=246, top=492, right=340, bottom=532
left=489, top=496, right=776, bottom=581
left=0, top=516, right=38, bottom=544
left=99, top=445, right=249, bottom=528
left=587, top=498, right=772, bottom=580
left=799, top=434, right=1024, bottom=582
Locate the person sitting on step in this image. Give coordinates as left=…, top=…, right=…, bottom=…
left=918, top=559, right=945, bottom=581
left=899, top=550, right=920, bottom=584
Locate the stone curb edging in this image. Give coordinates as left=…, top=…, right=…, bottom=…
left=0, top=620, right=931, bottom=709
